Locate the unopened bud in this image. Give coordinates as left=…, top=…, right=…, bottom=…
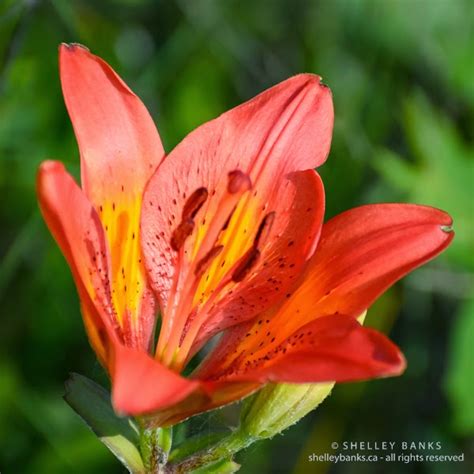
left=241, top=382, right=334, bottom=439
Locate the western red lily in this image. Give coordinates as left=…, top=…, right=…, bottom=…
left=38, top=44, right=453, bottom=427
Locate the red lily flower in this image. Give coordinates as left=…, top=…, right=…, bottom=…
left=38, top=44, right=453, bottom=427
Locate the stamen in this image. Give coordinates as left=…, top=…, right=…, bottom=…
left=254, top=211, right=275, bottom=247
left=228, top=170, right=252, bottom=194
left=232, top=247, right=261, bottom=282
left=182, top=187, right=208, bottom=219
left=160, top=173, right=256, bottom=367
left=169, top=188, right=209, bottom=252
left=222, top=205, right=237, bottom=231
left=230, top=212, right=275, bottom=283
left=171, top=218, right=194, bottom=251
left=195, top=245, right=224, bottom=277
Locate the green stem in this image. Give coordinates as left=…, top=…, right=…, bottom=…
left=140, top=426, right=173, bottom=473
left=167, top=429, right=254, bottom=473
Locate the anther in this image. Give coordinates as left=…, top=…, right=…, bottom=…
left=170, top=218, right=194, bottom=251
left=232, top=247, right=260, bottom=282
left=195, top=245, right=224, bottom=277
left=182, top=187, right=208, bottom=220
left=254, top=211, right=275, bottom=247
left=222, top=205, right=237, bottom=231
left=228, top=170, right=252, bottom=194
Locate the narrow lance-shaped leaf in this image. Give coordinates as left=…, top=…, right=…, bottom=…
left=64, top=373, right=145, bottom=473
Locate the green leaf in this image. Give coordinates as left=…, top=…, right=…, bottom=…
left=444, top=298, right=474, bottom=435
left=64, top=373, right=145, bottom=473
left=372, top=148, right=418, bottom=193
left=375, top=92, right=474, bottom=271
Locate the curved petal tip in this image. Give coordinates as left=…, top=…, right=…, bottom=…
left=60, top=42, right=90, bottom=52
left=440, top=224, right=454, bottom=233
left=38, top=159, right=64, bottom=175
left=369, top=331, right=406, bottom=377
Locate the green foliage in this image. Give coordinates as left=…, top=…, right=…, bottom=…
left=64, top=373, right=144, bottom=472
left=444, top=298, right=474, bottom=436
left=375, top=93, right=474, bottom=269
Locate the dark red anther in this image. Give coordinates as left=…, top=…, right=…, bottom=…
left=232, top=247, right=261, bottom=282
left=170, top=218, right=195, bottom=251
left=195, top=245, right=224, bottom=277
left=182, top=187, right=208, bottom=220
left=222, top=205, right=237, bottom=231
left=228, top=170, right=252, bottom=194
left=254, top=211, right=276, bottom=247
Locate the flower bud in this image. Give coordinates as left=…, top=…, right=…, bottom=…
left=240, top=382, right=334, bottom=439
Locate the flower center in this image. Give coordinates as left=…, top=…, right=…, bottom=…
left=155, top=170, right=275, bottom=370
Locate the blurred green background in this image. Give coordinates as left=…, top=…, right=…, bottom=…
left=0, top=0, right=473, bottom=472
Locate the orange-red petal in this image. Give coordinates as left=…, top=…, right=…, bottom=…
left=37, top=160, right=119, bottom=367
left=267, top=204, right=454, bottom=336
left=141, top=74, right=333, bottom=312
left=142, top=381, right=260, bottom=427
left=60, top=44, right=162, bottom=350
left=195, top=203, right=452, bottom=382
left=228, top=203, right=455, bottom=344
left=111, top=343, right=200, bottom=415
left=59, top=43, right=164, bottom=207
left=187, top=170, right=325, bottom=356
left=197, top=315, right=405, bottom=384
